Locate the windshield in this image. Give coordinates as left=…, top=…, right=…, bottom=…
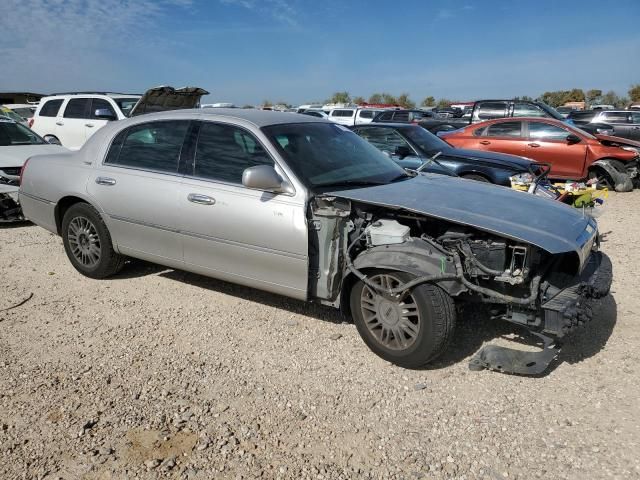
left=262, top=122, right=406, bottom=189
left=0, top=121, right=46, bottom=145
left=534, top=101, right=565, bottom=120
left=568, top=124, right=597, bottom=140
left=114, top=98, right=140, bottom=117
left=401, top=125, right=450, bottom=152
left=1, top=108, right=26, bottom=123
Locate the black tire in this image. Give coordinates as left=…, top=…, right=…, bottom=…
left=588, top=159, right=631, bottom=190
left=462, top=173, right=490, bottom=183
left=350, top=270, right=456, bottom=368
left=61, top=203, right=125, bottom=279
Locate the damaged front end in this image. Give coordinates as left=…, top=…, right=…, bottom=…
left=308, top=192, right=612, bottom=375
left=0, top=168, right=23, bottom=222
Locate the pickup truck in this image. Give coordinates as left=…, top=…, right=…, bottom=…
left=419, top=99, right=613, bottom=136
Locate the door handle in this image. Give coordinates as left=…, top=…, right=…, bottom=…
left=528, top=143, right=541, bottom=148
left=95, top=176, right=116, bottom=186
left=85, top=123, right=94, bottom=128
left=187, top=193, right=216, bottom=205
left=479, top=140, right=491, bottom=145
left=55, top=121, right=64, bottom=126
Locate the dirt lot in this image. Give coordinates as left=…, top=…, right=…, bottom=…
left=1, top=191, right=639, bottom=480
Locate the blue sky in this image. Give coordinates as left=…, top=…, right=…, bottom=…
left=1, top=0, right=639, bottom=105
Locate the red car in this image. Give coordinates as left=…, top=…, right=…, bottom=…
left=441, top=117, right=640, bottom=190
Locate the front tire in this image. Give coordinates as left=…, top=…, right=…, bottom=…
left=350, top=271, right=456, bottom=368
left=61, top=203, right=125, bottom=279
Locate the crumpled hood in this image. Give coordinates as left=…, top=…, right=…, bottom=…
left=129, top=86, right=210, bottom=117
left=0, top=144, right=65, bottom=168
left=442, top=146, right=534, bottom=171
left=595, top=134, right=640, bottom=149
left=327, top=174, right=596, bottom=259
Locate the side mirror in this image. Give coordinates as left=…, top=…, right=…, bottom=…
left=242, top=165, right=292, bottom=193
left=394, top=145, right=413, bottom=159
left=94, top=109, right=117, bottom=121
left=566, top=134, right=581, bottom=144
left=45, top=136, right=61, bottom=145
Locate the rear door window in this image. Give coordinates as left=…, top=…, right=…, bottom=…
left=485, top=121, right=522, bottom=137
left=332, top=109, right=355, bottom=117
left=63, top=99, right=91, bottom=119
left=39, top=99, right=63, bottom=117
left=192, top=122, right=273, bottom=184
left=358, top=110, right=375, bottom=119
left=104, top=120, right=189, bottom=173
left=377, top=111, right=393, bottom=121
left=528, top=122, right=569, bottom=141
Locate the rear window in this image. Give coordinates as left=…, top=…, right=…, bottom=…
left=63, top=98, right=90, bottom=119
left=377, top=111, right=393, bottom=121
left=485, top=121, right=522, bottom=137
left=358, top=110, right=376, bottom=119
left=39, top=99, right=63, bottom=117
left=331, top=109, right=355, bottom=117
left=475, top=102, right=508, bottom=120
left=601, top=112, right=630, bottom=123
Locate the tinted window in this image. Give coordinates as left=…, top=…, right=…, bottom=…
left=475, top=102, right=508, bottom=120
left=331, top=109, right=355, bottom=117
left=114, top=98, right=139, bottom=117
left=601, top=112, right=630, bottom=124
left=631, top=112, right=640, bottom=124
left=378, top=111, right=393, bottom=121
left=358, top=110, right=375, bottom=119
left=105, top=120, right=188, bottom=173
left=393, top=111, right=409, bottom=122
left=473, top=126, right=488, bottom=136
left=485, top=121, right=522, bottom=137
left=0, top=121, right=45, bottom=146
left=513, top=102, right=547, bottom=118
left=262, top=123, right=405, bottom=189
left=39, top=99, right=63, bottom=117
left=303, top=111, right=324, bottom=118
left=355, top=127, right=412, bottom=154
left=63, top=99, right=90, bottom=119
left=193, top=122, right=272, bottom=184
left=529, top=122, right=569, bottom=141
left=91, top=99, right=117, bottom=119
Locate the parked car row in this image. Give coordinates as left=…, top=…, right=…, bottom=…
left=17, top=108, right=612, bottom=375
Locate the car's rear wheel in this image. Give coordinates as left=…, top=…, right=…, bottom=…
left=61, top=203, right=125, bottom=278
left=589, top=159, right=632, bottom=191
left=350, top=270, right=456, bottom=368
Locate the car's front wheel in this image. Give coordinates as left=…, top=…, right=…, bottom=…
left=61, top=203, right=125, bottom=278
left=350, top=270, right=456, bottom=368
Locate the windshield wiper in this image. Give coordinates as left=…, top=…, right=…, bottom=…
left=415, top=151, right=459, bottom=177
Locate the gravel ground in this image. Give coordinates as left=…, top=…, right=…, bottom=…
left=1, top=191, right=639, bottom=480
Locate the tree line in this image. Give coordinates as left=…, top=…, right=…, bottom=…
left=260, top=84, right=640, bottom=109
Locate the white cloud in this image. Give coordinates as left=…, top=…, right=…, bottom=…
left=220, top=0, right=299, bottom=26
left=0, top=0, right=192, bottom=92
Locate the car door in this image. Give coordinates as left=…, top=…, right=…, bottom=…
left=85, top=98, right=117, bottom=141
left=58, top=98, right=92, bottom=149
left=31, top=98, right=63, bottom=139
left=86, top=119, right=190, bottom=266
left=526, top=121, right=587, bottom=178
left=178, top=121, right=308, bottom=299
left=474, top=121, right=527, bottom=156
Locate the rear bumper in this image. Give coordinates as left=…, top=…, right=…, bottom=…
left=541, top=251, right=613, bottom=337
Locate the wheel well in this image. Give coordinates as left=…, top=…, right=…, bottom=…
left=460, top=171, right=490, bottom=181
left=55, top=196, right=87, bottom=234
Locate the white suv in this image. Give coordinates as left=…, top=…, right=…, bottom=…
left=30, top=93, right=140, bottom=150
left=328, top=108, right=384, bottom=126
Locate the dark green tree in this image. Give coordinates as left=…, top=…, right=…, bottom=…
left=585, top=89, right=602, bottom=105
left=368, top=93, right=383, bottom=103
left=328, top=91, right=351, bottom=104
left=421, top=96, right=436, bottom=107
left=436, top=98, right=452, bottom=109
left=628, top=84, right=640, bottom=102
left=396, top=93, right=415, bottom=108
left=352, top=96, right=366, bottom=105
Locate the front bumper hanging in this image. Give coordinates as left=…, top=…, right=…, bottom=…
left=469, top=251, right=613, bottom=375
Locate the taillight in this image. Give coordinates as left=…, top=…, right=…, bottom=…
left=28, top=118, right=34, bottom=128
left=19, top=158, right=30, bottom=185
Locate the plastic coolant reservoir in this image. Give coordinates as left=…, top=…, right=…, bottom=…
left=365, top=219, right=410, bottom=246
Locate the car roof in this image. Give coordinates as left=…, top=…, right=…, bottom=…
left=121, top=108, right=326, bottom=128
left=352, top=122, right=416, bottom=129
left=40, top=93, right=141, bottom=100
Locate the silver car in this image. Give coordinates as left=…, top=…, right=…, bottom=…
left=19, top=109, right=612, bottom=374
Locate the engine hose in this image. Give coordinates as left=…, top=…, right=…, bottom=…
left=457, top=242, right=505, bottom=277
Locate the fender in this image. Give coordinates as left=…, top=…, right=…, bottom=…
left=591, top=159, right=633, bottom=192
left=352, top=238, right=467, bottom=296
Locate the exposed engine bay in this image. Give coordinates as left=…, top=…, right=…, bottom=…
left=308, top=195, right=611, bottom=374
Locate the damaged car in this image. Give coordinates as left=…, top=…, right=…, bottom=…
left=19, top=110, right=613, bottom=374
left=0, top=118, right=66, bottom=222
